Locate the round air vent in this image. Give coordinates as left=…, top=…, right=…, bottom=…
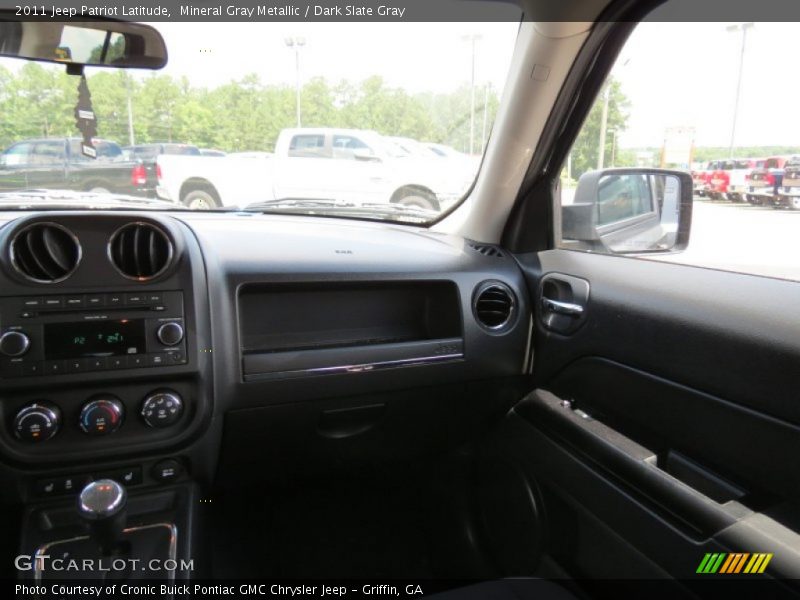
left=10, top=222, right=81, bottom=283
left=109, top=222, right=173, bottom=281
left=473, top=281, right=516, bottom=331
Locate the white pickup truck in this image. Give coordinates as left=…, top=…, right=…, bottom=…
left=156, top=128, right=473, bottom=211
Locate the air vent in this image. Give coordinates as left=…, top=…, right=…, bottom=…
left=467, top=241, right=504, bottom=258
left=109, top=222, right=173, bottom=281
left=10, top=222, right=81, bottom=283
left=473, top=282, right=516, bottom=331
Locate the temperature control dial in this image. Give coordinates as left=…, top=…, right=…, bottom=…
left=0, top=330, right=30, bottom=357
left=14, top=402, right=61, bottom=443
left=141, top=391, right=183, bottom=428
left=80, top=397, right=124, bottom=436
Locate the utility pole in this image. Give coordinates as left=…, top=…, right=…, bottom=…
left=285, top=36, right=306, bottom=128
left=125, top=75, right=135, bottom=146
left=597, top=83, right=610, bottom=169
left=462, top=34, right=482, bottom=156
left=608, top=128, right=617, bottom=167
left=481, top=82, right=490, bottom=153
left=726, top=23, right=753, bottom=158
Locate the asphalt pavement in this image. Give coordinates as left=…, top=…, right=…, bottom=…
left=650, top=198, right=800, bottom=281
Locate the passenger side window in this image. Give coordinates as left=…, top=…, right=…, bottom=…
left=2, top=142, right=34, bottom=166
left=30, top=141, right=65, bottom=166
left=558, top=20, right=800, bottom=282
left=332, top=135, right=375, bottom=160
left=288, top=134, right=327, bottom=158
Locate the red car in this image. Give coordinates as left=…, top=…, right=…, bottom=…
left=707, top=160, right=735, bottom=200
left=691, top=160, right=721, bottom=197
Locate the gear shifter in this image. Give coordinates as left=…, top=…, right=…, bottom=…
left=77, top=479, right=127, bottom=555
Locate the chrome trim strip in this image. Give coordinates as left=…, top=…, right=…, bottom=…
left=523, top=314, right=534, bottom=374
left=244, top=352, right=464, bottom=381
left=34, top=522, right=178, bottom=584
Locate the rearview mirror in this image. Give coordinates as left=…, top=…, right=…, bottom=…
left=0, top=18, right=167, bottom=69
left=561, top=168, right=693, bottom=254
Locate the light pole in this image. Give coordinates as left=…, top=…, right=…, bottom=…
left=597, top=82, right=610, bottom=169
left=461, top=34, right=482, bottom=156
left=285, top=36, right=306, bottom=128
left=481, top=82, right=491, bottom=153
left=726, top=22, right=753, bottom=158
left=125, top=73, right=135, bottom=146
left=608, top=128, right=617, bottom=167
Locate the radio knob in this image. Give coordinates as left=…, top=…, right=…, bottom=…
left=80, top=397, right=124, bottom=436
left=156, top=322, right=184, bottom=347
left=0, top=330, right=30, bottom=357
left=14, top=402, right=61, bottom=443
left=141, top=391, right=183, bottom=428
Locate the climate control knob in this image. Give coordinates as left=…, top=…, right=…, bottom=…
left=156, top=322, right=184, bottom=347
left=141, top=391, right=183, bottom=428
left=79, top=397, right=124, bottom=436
left=0, top=330, right=30, bottom=357
left=14, top=402, right=61, bottom=442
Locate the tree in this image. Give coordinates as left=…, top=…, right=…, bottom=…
left=0, top=62, right=504, bottom=156
left=567, top=78, right=631, bottom=180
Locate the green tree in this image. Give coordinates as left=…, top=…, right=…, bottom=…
left=567, top=79, right=630, bottom=180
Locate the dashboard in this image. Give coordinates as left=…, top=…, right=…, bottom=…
left=0, top=210, right=531, bottom=503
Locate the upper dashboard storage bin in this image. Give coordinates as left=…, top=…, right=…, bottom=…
left=238, top=281, right=463, bottom=380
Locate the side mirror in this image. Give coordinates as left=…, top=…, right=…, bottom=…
left=352, top=148, right=380, bottom=162
left=562, top=168, right=692, bottom=254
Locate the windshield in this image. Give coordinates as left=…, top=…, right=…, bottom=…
left=0, top=19, right=519, bottom=223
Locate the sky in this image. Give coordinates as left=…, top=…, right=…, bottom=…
left=151, top=21, right=520, bottom=95
left=1, top=20, right=797, bottom=151
left=612, top=22, right=800, bottom=149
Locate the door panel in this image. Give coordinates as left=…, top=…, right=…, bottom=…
left=501, top=248, right=800, bottom=585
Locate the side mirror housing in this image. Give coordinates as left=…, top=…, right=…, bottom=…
left=562, top=168, right=693, bottom=254
left=352, top=148, right=380, bottom=162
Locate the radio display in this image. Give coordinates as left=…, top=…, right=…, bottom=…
left=44, top=320, right=147, bottom=359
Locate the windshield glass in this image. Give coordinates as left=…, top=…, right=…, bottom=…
left=0, top=19, right=519, bottom=223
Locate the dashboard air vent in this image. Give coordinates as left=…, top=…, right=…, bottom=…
left=467, top=241, right=504, bottom=258
left=109, top=222, right=173, bottom=280
left=473, top=282, right=516, bottom=331
left=10, top=222, right=81, bottom=283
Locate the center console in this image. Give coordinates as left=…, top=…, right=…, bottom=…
left=0, top=213, right=212, bottom=581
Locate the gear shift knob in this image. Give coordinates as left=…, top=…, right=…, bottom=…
left=78, top=479, right=127, bottom=555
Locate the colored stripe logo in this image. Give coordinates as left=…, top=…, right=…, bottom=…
left=696, top=553, right=773, bottom=574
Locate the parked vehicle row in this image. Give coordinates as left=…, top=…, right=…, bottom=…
left=0, top=138, right=229, bottom=199
left=692, top=155, right=800, bottom=209
left=0, top=131, right=472, bottom=211
left=0, top=138, right=151, bottom=197
left=155, top=128, right=477, bottom=210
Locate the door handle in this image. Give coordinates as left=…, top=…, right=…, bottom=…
left=541, top=297, right=584, bottom=317
left=538, top=273, right=590, bottom=334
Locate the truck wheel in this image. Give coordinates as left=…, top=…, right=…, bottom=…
left=183, top=189, right=219, bottom=209
left=790, top=198, right=800, bottom=211
left=396, top=195, right=436, bottom=211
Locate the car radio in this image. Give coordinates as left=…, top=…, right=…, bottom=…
left=0, top=291, right=186, bottom=378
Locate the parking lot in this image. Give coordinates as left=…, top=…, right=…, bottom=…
left=650, top=198, right=800, bottom=281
